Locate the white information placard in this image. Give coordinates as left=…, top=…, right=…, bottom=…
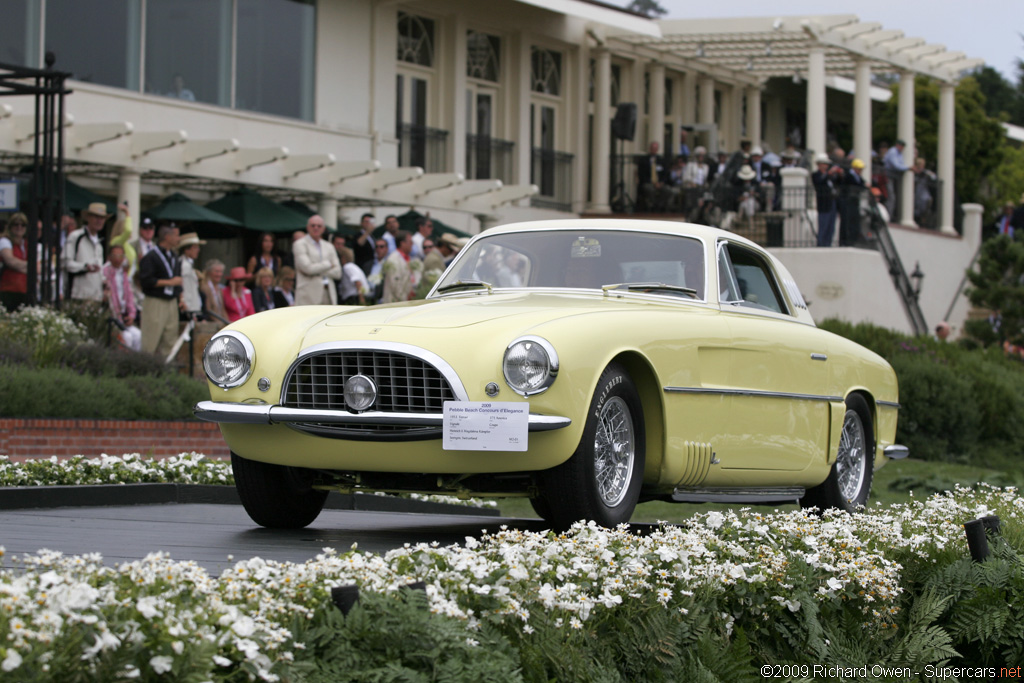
left=443, top=401, right=528, bottom=451
left=0, top=182, right=18, bottom=211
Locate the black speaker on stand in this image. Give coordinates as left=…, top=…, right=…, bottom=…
left=610, top=103, right=637, bottom=213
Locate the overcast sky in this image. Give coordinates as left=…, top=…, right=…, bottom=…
left=650, top=0, right=1022, bottom=82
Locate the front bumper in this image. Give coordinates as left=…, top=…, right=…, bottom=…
left=194, top=401, right=572, bottom=432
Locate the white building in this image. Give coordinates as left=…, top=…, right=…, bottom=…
left=0, top=0, right=984, bottom=336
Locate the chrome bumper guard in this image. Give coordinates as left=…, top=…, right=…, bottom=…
left=194, top=401, right=571, bottom=432
left=884, top=444, right=909, bottom=459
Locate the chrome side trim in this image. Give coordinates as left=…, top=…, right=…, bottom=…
left=664, top=387, right=843, bottom=402
left=877, top=400, right=901, bottom=409
left=194, top=401, right=570, bottom=432
left=672, top=486, right=804, bottom=503
left=884, top=444, right=909, bottom=459
left=286, top=341, right=470, bottom=403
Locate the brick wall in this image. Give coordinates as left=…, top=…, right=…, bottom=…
left=0, top=419, right=230, bottom=461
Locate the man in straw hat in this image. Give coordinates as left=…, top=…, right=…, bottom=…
left=177, top=232, right=206, bottom=318
left=62, top=202, right=109, bottom=302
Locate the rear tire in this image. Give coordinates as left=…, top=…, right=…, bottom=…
left=541, top=363, right=645, bottom=530
left=801, top=394, right=874, bottom=513
left=231, top=452, right=328, bottom=528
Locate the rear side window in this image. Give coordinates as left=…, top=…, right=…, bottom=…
left=718, top=242, right=789, bottom=315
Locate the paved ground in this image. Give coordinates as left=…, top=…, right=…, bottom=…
left=0, top=502, right=549, bottom=574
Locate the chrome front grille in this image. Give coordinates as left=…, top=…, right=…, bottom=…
left=283, top=349, right=457, bottom=413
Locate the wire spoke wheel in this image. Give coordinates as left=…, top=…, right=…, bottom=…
left=836, top=410, right=867, bottom=502
left=593, top=396, right=635, bottom=507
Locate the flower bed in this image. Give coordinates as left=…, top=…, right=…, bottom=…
left=1, top=485, right=1022, bottom=680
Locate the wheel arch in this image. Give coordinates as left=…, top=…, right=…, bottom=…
left=611, top=351, right=665, bottom=486
left=844, top=388, right=878, bottom=456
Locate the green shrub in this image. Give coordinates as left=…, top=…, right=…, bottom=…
left=59, top=340, right=168, bottom=378
left=889, top=351, right=981, bottom=462
left=0, top=365, right=206, bottom=420
left=0, top=305, right=86, bottom=366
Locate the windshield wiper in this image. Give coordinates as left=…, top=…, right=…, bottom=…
left=435, top=279, right=494, bottom=294
left=602, top=282, right=700, bottom=299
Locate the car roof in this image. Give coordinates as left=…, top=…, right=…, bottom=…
left=484, top=218, right=758, bottom=249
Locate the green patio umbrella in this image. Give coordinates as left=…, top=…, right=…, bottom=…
left=279, top=199, right=315, bottom=217
left=65, top=180, right=115, bottom=214
left=205, top=187, right=310, bottom=233
left=144, top=192, right=242, bottom=226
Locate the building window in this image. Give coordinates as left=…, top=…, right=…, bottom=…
left=45, top=0, right=141, bottom=89
left=397, top=12, right=434, bottom=67
left=145, top=0, right=232, bottom=106
left=531, top=47, right=561, bottom=96
left=466, top=30, right=500, bottom=82
left=0, top=0, right=39, bottom=68
left=236, top=0, right=315, bottom=120
left=27, top=0, right=314, bottom=121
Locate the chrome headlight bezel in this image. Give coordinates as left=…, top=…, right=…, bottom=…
left=503, top=335, right=558, bottom=396
left=203, top=331, right=256, bottom=389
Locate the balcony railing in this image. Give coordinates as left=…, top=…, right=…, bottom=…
left=466, top=135, right=514, bottom=183
left=398, top=124, right=448, bottom=173
left=530, top=148, right=574, bottom=212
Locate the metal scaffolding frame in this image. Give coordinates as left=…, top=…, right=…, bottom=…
left=0, top=54, right=72, bottom=306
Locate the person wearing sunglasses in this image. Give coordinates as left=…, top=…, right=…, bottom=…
left=0, top=213, right=30, bottom=311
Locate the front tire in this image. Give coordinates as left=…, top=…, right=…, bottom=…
left=801, top=394, right=874, bottom=513
left=231, top=452, right=328, bottom=528
left=542, top=363, right=645, bottom=530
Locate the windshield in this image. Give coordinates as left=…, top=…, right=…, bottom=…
left=433, top=229, right=706, bottom=299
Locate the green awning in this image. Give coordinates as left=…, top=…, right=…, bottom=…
left=145, top=192, right=242, bottom=226
left=205, top=188, right=310, bottom=232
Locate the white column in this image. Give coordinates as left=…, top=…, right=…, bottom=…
left=591, top=48, right=612, bottom=213
left=317, top=197, right=338, bottom=231
left=449, top=16, right=468, bottom=178
left=746, top=86, right=761, bottom=148
left=650, top=62, right=666, bottom=154
left=117, top=170, right=141, bottom=218
left=853, top=59, right=873, bottom=181
left=698, top=75, right=715, bottom=150
left=898, top=71, right=916, bottom=226
left=511, top=32, right=532, bottom=189
left=805, top=47, right=827, bottom=157
left=938, top=83, right=956, bottom=234
left=962, top=203, right=983, bottom=249
left=681, top=70, right=696, bottom=124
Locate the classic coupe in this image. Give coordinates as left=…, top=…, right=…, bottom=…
left=196, top=219, right=906, bottom=529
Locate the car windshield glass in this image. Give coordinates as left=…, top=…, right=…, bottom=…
left=434, top=230, right=705, bottom=299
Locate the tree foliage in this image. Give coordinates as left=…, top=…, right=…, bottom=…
left=625, top=0, right=667, bottom=17
left=965, top=235, right=1024, bottom=346
left=972, top=64, right=1024, bottom=125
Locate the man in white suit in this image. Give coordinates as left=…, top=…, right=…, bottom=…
left=293, top=215, right=341, bottom=305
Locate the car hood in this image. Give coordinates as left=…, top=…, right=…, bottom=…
left=301, top=291, right=690, bottom=345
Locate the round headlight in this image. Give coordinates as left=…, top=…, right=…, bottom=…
left=503, top=336, right=558, bottom=396
left=344, top=374, right=377, bottom=412
left=203, top=332, right=255, bottom=388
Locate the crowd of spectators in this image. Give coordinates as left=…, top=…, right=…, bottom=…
left=630, top=127, right=945, bottom=246
left=0, top=205, right=468, bottom=364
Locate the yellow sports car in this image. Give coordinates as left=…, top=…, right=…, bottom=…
left=196, top=219, right=906, bottom=529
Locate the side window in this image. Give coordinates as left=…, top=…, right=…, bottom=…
left=718, top=242, right=789, bottom=314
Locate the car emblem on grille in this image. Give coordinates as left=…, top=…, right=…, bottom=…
left=344, top=374, right=378, bottom=412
